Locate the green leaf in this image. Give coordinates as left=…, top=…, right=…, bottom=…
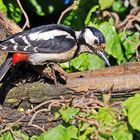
left=38, top=125, right=78, bottom=140
left=112, top=123, right=133, bottom=140
left=97, top=108, right=114, bottom=125
left=87, top=54, right=106, bottom=69
left=79, top=127, right=96, bottom=140
left=0, top=131, right=14, bottom=140
left=59, top=107, right=79, bottom=123
left=0, top=0, right=7, bottom=13
left=30, top=135, right=38, bottom=140
left=5, top=2, right=22, bottom=22
left=69, top=53, right=89, bottom=71
left=67, top=125, right=78, bottom=139
left=119, top=31, right=140, bottom=60
left=112, top=0, right=127, bottom=13
left=69, top=53, right=106, bottom=71
left=62, top=0, right=97, bottom=30
left=29, top=0, right=45, bottom=16
left=60, top=62, right=69, bottom=69
left=85, top=5, right=99, bottom=25
left=99, top=0, right=114, bottom=10
left=12, top=130, right=29, bottom=140
left=79, top=122, right=90, bottom=132
left=123, top=94, right=140, bottom=131
left=92, top=21, right=124, bottom=64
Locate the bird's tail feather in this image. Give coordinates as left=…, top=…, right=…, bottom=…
left=0, top=56, right=12, bottom=81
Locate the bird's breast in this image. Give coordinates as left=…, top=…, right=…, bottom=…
left=28, top=45, right=78, bottom=65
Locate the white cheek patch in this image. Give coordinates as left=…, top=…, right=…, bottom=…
left=84, top=28, right=98, bottom=46
left=28, top=31, right=40, bottom=40
left=28, top=30, right=72, bottom=41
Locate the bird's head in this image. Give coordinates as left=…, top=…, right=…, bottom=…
left=78, top=26, right=110, bottom=66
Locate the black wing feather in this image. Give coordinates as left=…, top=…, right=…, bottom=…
left=0, top=24, right=77, bottom=54
left=0, top=55, right=12, bottom=81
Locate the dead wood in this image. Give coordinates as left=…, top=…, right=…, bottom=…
left=0, top=106, right=61, bottom=135
left=0, top=62, right=139, bottom=108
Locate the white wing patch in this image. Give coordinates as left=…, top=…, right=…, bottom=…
left=22, top=36, right=31, bottom=45
left=28, top=30, right=73, bottom=41
left=9, top=38, right=16, bottom=44
left=21, top=36, right=31, bottom=51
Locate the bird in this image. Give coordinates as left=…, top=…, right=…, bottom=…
left=0, top=24, right=110, bottom=82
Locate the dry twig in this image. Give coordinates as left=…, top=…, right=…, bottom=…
left=57, top=0, right=80, bottom=24
left=16, top=0, right=30, bottom=30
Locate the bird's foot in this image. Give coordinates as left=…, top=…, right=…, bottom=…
left=45, top=63, right=67, bottom=85
left=34, top=63, right=67, bottom=85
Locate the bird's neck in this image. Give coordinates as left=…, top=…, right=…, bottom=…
left=78, top=44, right=92, bottom=54
left=75, top=31, right=93, bottom=55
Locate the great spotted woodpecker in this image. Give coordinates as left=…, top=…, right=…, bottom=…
left=0, top=24, right=110, bottom=81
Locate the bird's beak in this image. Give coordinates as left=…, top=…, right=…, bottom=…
left=96, top=44, right=110, bottom=66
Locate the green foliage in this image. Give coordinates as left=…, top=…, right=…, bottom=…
left=2, top=0, right=66, bottom=23
left=27, top=0, right=65, bottom=15
left=0, top=0, right=7, bottom=13
left=119, top=31, right=140, bottom=60
left=91, top=20, right=124, bottom=64
left=59, top=107, right=79, bottom=122
left=38, top=125, right=78, bottom=140
left=112, top=124, right=133, bottom=140
left=123, top=94, right=140, bottom=131
left=62, top=0, right=97, bottom=30
left=61, top=0, right=140, bottom=69
left=0, top=131, right=13, bottom=140
left=3, top=0, right=22, bottom=23
left=0, top=130, right=29, bottom=140
left=3, top=94, right=140, bottom=139
left=29, top=0, right=45, bottom=16
left=70, top=53, right=106, bottom=71
left=99, top=0, right=114, bottom=10
left=112, top=0, right=127, bottom=13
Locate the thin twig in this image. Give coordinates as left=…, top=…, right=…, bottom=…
left=0, top=115, right=26, bottom=134
left=16, top=0, right=30, bottom=30
left=25, top=100, right=61, bottom=115
left=57, top=0, right=80, bottom=24
left=123, top=11, right=140, bottom=45
left=76, top=116, right=100, bottom=127
left=28, top=109, right=49, bottom=132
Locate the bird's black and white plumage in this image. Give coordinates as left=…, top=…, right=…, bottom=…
left=0, top=24, right=77, bottom=53
left=0, top=24, right=110, bottom=80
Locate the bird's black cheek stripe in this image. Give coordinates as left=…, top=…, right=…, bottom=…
left=86, top=43, right=95, bottom=52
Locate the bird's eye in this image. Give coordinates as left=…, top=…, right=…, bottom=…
left=94, top=39, right=99, bottom=45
